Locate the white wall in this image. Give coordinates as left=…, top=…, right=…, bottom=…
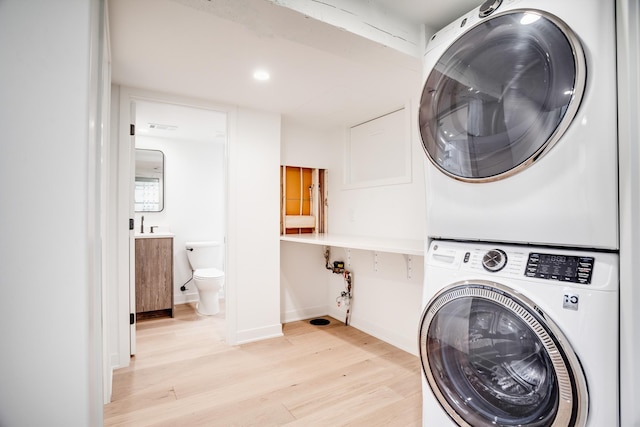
left=280, top=119, right=336, bottom=324
left=327, top=104, right=426, bottom=354
left=329, top=102, right=426, bottom=240
left=227, top=108, right=283, bottom=344
left=135, top=134, right=226, bottom=303
left=0, top=0, right=104, bottom=425
left=326, top=248, right=424, bottom=354
left=281, top=119, right=336, bottom=168
left=280, top=241, right=330, bottom=321
left=279, top=111, right=426, bottom=355
left=106, top=84, right=123, bottom=395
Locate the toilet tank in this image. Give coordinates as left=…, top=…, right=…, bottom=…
left=185, top=241, right=223, bottom=271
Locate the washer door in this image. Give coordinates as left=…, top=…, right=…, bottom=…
left=419, top=282, right=587, bottom=427
left=419, top=10, right=585, bottom=182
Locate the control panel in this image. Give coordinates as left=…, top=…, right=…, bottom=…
left=460, top=248, right=595, bottom=285
left=428, top=241, right=614, bottom=290
left=525, top=253, right=594, bottom=284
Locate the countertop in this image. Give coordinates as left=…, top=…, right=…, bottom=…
left=280, top=233, right=424, bottom=256
left=135, top=231, right=175, bottom=239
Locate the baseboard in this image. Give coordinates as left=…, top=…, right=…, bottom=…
left=349, top=317, right=418, bottom=356
left=281, top=305, right=328, bottom=323
left=327, top=306, right=348, bottom=325
left=174, top=292, right=199, bottom=305
left=104, top=366, right=113, bottom=404
left=235, top=323, right=283, bottom=345
left=110, top=353, right=121, bottom=368
left=327, top=306, right=418, bottom=356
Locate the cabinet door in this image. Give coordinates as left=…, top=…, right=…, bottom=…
left=135, top=238, right=173, bottom=313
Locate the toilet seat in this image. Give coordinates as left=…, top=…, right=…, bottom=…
left=194, top=268, right=224, bottom=280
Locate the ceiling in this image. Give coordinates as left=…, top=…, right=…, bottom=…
left=370, top=0, right=483, bottom=29
left=134, top=100, right=228, bottom=144
left=109, top=0, right=481, bottom=138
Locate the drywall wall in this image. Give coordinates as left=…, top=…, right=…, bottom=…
left=326, top=248, right=424, bottom=355
left=280, top=120, right=334, bottom=322
left=279, top=113, right=426, bottom=355
left=106, top=84, right=122, bottom=398
left=134, top=133, right=226, bottom=304
left=327, top=104, right=426, bottom=354
left=329, top=103, right=426, bottom=240
left=0, top=0, right=104, bottom=424
left=280, top=241, right=330, bottom=322
left=227, top=107, right=283, bottom=344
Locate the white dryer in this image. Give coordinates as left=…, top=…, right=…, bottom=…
left=419, top=240, right=618, bottom=426
left=419, top=0, right=618, bottom=250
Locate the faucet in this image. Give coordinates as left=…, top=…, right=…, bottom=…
left=150, top=226, right=158, bottom=234
left=140, top=215, right=144, bottom=233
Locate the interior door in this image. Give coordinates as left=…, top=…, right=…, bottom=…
left=419, top=10, right=585, bottom=182
left=419, top=282, right=587, bottom=426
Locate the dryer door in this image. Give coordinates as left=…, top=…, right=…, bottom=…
left=419, top=10, right=585, bottom=182
left=418, top=282, right=587, bottom=427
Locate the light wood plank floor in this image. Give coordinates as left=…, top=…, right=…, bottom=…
left=105, top=303, right=423, bottom=426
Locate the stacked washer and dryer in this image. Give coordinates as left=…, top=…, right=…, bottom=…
left=417, top=1, right=619, bottom=426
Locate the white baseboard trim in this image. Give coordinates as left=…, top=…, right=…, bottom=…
left=349, top=317, right=418, bottom=356
left=328, top=306, right=348, bottom=325
left=110, top=353, right=121, bottom=368
left=327, top=307, right=418, bottom=356
left=174, top=292, right=199, bottom=305
left=103, top=365, right=113, bottom=404
left=281, top=305, right=328, bottom=323
left=235, top=323, right=283, bottom=345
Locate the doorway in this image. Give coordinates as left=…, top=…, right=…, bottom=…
left=130, top=98, right=228, bottom=353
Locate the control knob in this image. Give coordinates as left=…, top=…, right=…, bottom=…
left=479, top=0, right=502, bottom=18
left=482, top=249, right=507, bottom=272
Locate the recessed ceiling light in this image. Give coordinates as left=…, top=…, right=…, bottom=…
left=253, top=69, right=270, bottom=81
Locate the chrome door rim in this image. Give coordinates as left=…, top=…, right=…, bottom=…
left=418, top=281, right=588, bottom=426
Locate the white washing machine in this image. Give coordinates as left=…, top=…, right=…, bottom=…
left=419, top=240, right=618, bottom=426
left=418, top=0, right=618, bottom=250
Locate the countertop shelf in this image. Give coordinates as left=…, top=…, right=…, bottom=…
left=135, top=232, right=175, bottom=239
left=280, top=233, right=424, bottom=256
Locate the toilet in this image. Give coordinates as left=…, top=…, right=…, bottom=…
left=185, top=241, right=225, bottom=315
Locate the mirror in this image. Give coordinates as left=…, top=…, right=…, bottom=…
left=135, top=149, right=165, bottom=212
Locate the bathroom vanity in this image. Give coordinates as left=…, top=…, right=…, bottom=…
left=135, top=233, right=174, bottom=318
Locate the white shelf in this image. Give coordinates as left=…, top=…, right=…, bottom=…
left=280, top=233, right=424, bottom=256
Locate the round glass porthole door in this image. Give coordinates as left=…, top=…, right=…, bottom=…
left=418, top=10, right=585, bottom=181
left=418, top=283, right=587, bottom=427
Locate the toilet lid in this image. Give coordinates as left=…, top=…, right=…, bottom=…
left=194, top=268, right=224, bottom=280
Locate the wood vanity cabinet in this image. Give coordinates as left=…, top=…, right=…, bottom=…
left=135, top=237, right=173, bottom=318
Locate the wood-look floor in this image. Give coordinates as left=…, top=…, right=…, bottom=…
left=105, top=303, right=423, bottom=426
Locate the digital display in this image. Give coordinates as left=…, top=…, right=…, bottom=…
left=525, top=252, right=594, bottom=284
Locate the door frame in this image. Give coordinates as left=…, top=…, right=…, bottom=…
left=114, top=86, right=234, bottom=364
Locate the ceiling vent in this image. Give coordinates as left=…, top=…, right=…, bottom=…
left=148, top=123, right=178, bottom=131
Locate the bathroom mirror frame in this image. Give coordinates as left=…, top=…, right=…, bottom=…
left=135, top=149, right=165, bottom=212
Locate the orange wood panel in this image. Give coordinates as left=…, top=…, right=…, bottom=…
left=284, top=166, right=314, bottom=234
